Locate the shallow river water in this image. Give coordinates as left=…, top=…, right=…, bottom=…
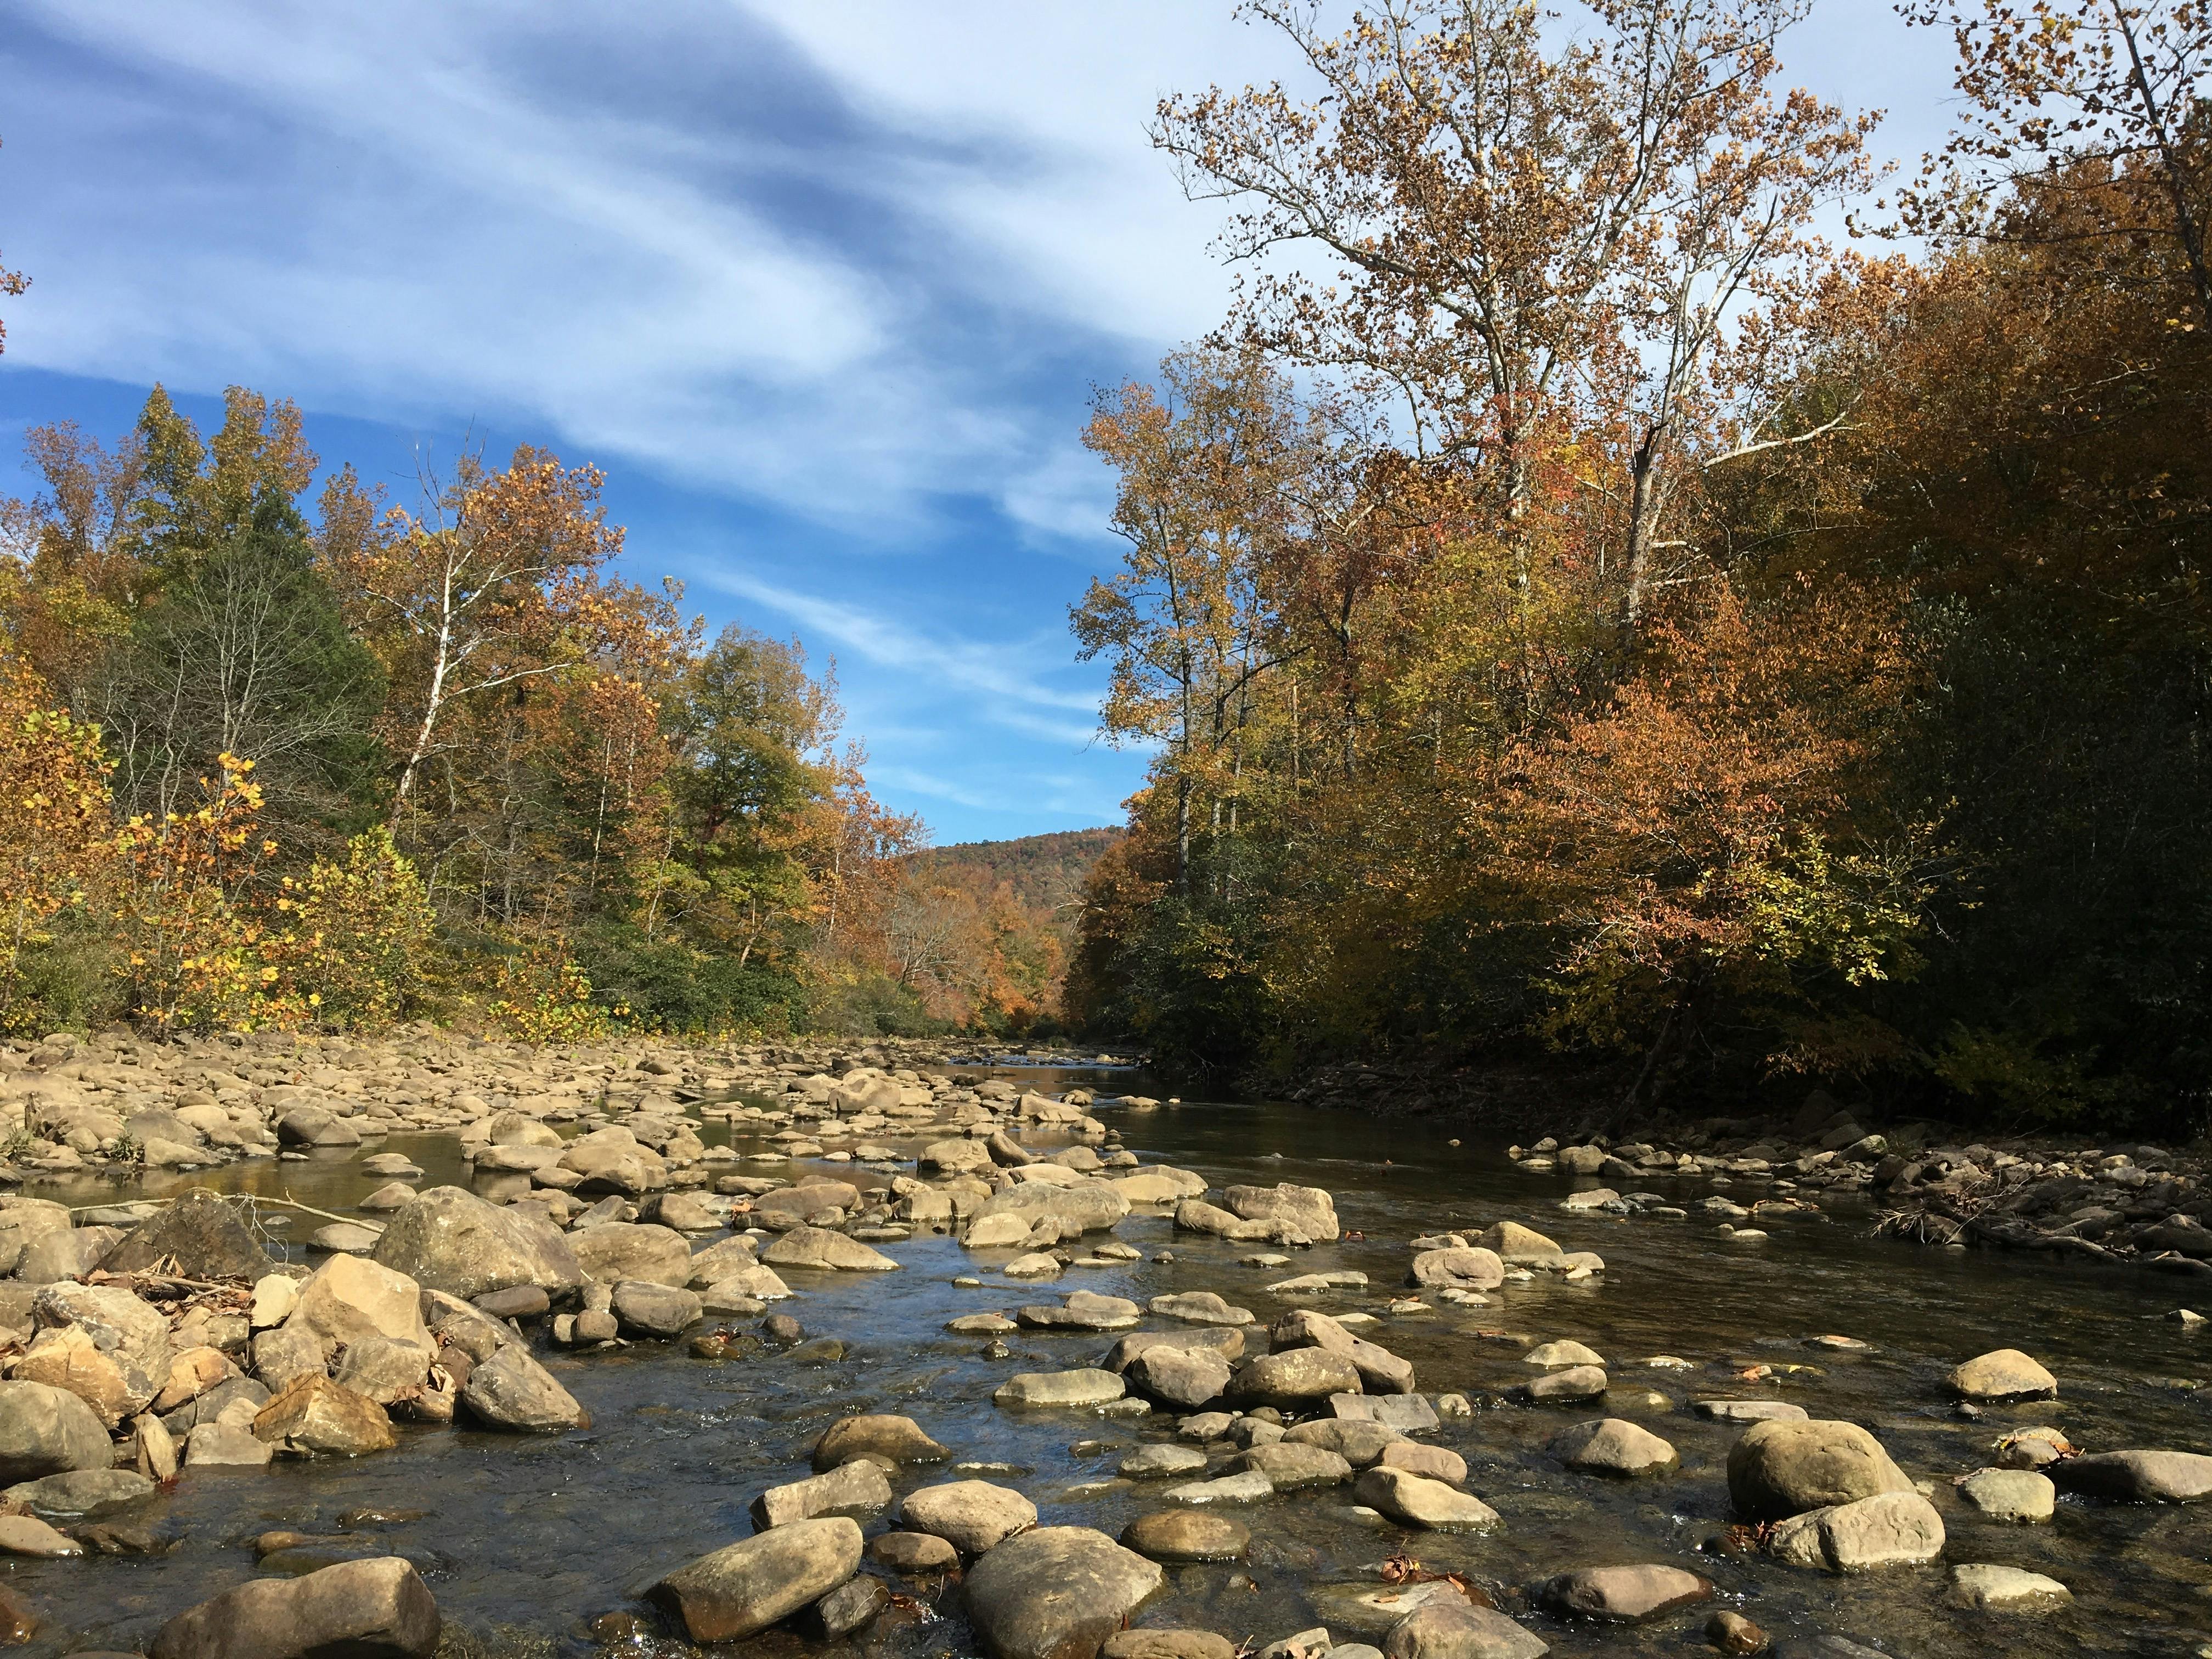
left=10, top=1065, right=2210, bottom=1659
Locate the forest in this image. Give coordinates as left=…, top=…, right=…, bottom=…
left=0, top=383, right=1077, bottom=1041
left=1064, top=0, right=2212, bottom=1136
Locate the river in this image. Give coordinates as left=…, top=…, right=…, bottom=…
left=12, top=1062, right=2209, bottom=1658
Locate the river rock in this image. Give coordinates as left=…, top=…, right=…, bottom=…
left=1282, top=1420, right=1402, bottom=1465
left=253, top=1374, right=396, bottom=1457
left=1949, top=1563, right=2070, bottom=1609
left=1694, top=1400, right=1807, bottom=1424
left=1228, top=1442, right=1352, bottom=1488
left=752, top=1460, right=893, bottom=1529
left=0, top=1381, right=112, bottom=1482
left=1408, top=1249, right=1504, bottom=1291
left=965, top=1214, right=1036, bottom=1249
left=901, top=1479, right=1039, bottom=1554
left=977, top=1182, right=1132, bottom=1236
left=1957, top=1467, right=2054, bottom=1522
left=100, top=1188, right=274, bottom=1280
left=1149, top=1292, right=1252, bottom=1326
left=185, top=1421, right=273, bottom=1466
left=1105, top=1633, right=1236, bottom=1659
left=1727, top=1419, right=1914, bottom=1521
left=289, top=1256, right=431, bottom=1353
left=610, top=1280, right=702, bottom=1338
left=1550, top=1418, right=1678, bottom=1476
left=9, top=1327, right=133, bottom=1426
left=1517, top=1366, right=1606, bottom=1404
left=2049, top=1448, right=2212, bottom=1502
left=331, top=1336, right=431, bottom=1406
left=1353, top=1467, right=1499, bottom=1531
left=1270, top=1310, right=1414, bottom=1394
left=571, top=1223, right=692, bottom=1286
left=1477, top=1222, right=1564, bottom=1267
left=872, top=1531, right=958, bottom=1572
left=1224, top=1183, right=1339, bottom=1240
left=1383, top=1599, right=1549, bottom=1659
left=30, top=1283, right=170, bottom=1414
left=370, top=1187, right=585, bottom=1298
left=963, top=1526, right=1164, bottom=1659
left=4, top=1467, right=155, bottom=1517
left=1120, top=1511, right=1249, bottom=1562
left=1523, top=1340, right=1604, bottom=1368
left=812, top=1413, right=950, bottom=1471
left=1105, top=1329, right=1245, bottom=1369
left=1229, top=1349, right=1361, bottom=1408
left=1021, top=1292, right=1142, bottom=1331
left=148, top=1556, right=440, bottom=1659
left=1120, top=1444, right=1207, bottom=1478
left=996, top=1369, right=1127, bottom=1408
left=1768, top=1490, right=1945, bottom=1572
left=1538, top=1565, right=1709, bottom=1623
left=760, top=1225, right=899, bottom=1272
left=1127, top=1346, right=1232, bottom=1409
left=1163, top=1470, right=1272, bottom=1505
left=650, top=1515, right=864, bottom=1643
left=459, top=1344, right=587, bottom=1432
left=1948, top=1349, right=2056, bottom=1401
left=684, top=1235, right=760, bottom=1287
left=1380, top=1442, right=1466, bottom=1482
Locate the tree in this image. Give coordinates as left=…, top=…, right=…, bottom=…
left=321, top=447, right=665, bottom=827
left=1898, top=0, right=2212, bottom=325
left=89, top=491, right=385, bottom=839
left=0, top=660, right=114, bottom=1028
left=1155, top=0, right=1875, bottom=630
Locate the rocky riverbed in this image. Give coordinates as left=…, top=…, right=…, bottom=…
left=0, top=1029, right=2205, bottom=1658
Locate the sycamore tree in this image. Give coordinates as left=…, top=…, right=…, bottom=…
left=1154, top=0, right=1875, bottom=633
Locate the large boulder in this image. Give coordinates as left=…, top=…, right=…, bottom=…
left=459, top=1345, right=588, bottom=1432
left=1768, top=1491, right=1945, bottom=1572
left=1228, top=1349, right=1362, bottom=1409
left=1119, top=1511, right=1249, bottom=1564
left=974, top=1182, right=1131, bottom=1235
left=760, top=1226, right=899, bottom=1272
left=571, top=1223, right=692, bottom=1287
left=1223, top=1183, right=1339, bottom=1241
left=0, top=1201, right=71, bottom=1276
left=1126, top=1346, right=1232, bottom=1410
left=558, top=1126, right=667, bottom=1196
left=2050, top=1448, right=2212, bottom=1503
left=369, top=1186, right=585, bottom=1299
left=1383, top=1599, right=1549, bottom=1659
left=1353, top=1467, right=1499, bottom=1532
left=289, top=1256, right=431, bottom=1353
left=1947, top=1349, right=2056, bottom=1401
left=253, top=1374, right=396, bottom=1457
left=149, top=1556, right=439, bottom=1659
left=1726, top=1419, right=1914, bottom=1521
left=1476, top=1221, right=1564, bottom=1267
left=900, top=1480, right=1039, bottom=1555
left=1408, top=1249, right=1504, bottom=1291
left=964, top=1526, right=1164, bottom=1659
left=100, top=1189, right=274, bottom=1280
left=0, top=1381, right=112, bottom=1483
left=650, top=1516, right=862, bottom=1643
left=812, top=1413, right=950, bottom=1471
left=1269, top=1310, right=1414, bottom=1394
left=31, top=1283, right=170, bottom=1415
left=1538, top=1565, right=1711, bottom=1622
left=995, top=1370, right=1126, bottom=1408
left=752, top=1461, right=892, bottom=1530
left=1550, top=1419, right=1678, bottom=1477
left=9, top=1326, right=134, bottom=1426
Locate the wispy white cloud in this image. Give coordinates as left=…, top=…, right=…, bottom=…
left=697, top=570, right=1099, bottom=717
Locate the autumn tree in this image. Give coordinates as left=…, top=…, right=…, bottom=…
left=1155, top=0, right=1875, bottom=630
left=1898, top=0, right=2212, bottom=324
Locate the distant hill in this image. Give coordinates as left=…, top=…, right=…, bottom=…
left=906, top=827, right=1123, bottom=918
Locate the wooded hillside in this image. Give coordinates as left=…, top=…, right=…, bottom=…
left=1066, top=0, right=2212, bottom=1139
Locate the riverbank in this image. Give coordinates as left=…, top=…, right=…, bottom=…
left=0, top=1028, right=2206, bottom=1658
left=1284, top=1053, right=2210, bottom=1280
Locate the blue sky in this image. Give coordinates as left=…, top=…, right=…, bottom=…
left=0, top=1, right=1950, bottom=844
